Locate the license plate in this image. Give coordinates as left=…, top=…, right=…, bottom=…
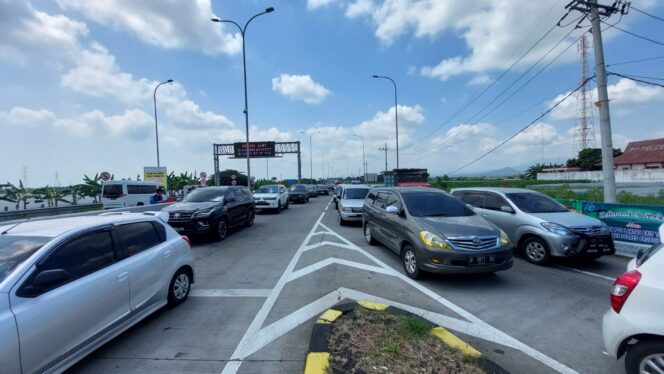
left=174, top=227, right=185, bottom=232
left=468, top=255, right=495, bottom=266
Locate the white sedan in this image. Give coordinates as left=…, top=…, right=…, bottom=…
left=253, top=184, right=289, bottom=213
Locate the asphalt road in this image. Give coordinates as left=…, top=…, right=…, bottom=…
left=68, top=195, right=630, bottom=374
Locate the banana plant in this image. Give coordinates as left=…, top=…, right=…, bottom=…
left=0, top=180, right=31, bottom=210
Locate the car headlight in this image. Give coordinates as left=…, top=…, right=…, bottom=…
left=341, top=207, right=352, bottom=212
left=541, top=222, right=572, bottom=235
left=500, top=230, right=511, bottom=248
left=193, top=209, right=214, bottom=217
left=600, top=221, right=611, bottom=234
left=419, top=231, right=452, bottom=250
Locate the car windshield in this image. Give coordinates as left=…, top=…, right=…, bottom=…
left=183, top=188, right=226, bottom=202
left=259, top=186, right=279, bottom=193
left=344, top=188, right=369, bottom=200
left=0, top=236, right=51, bottom=283
left=506, top=193, right=568, bottom=213
left=402, top=192, right=474, bottom=217
left=291, top=185, right=306, bottom=191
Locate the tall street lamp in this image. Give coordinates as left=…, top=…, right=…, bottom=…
left=353, top=134, right=366, bottom=178
left=300, top=130, right=320, bottom=183
left=212, top=6, right=274, bottom=188
left=372, top=75, right=399, bottom=169
left=153, top=79, right=173, bottom=167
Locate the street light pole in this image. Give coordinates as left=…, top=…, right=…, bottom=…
left=212, top=7, right=274, bottom=188
left=372, top=75, right=399, bottom=169
left=300, top=130, right=320, bottom=183
left=353, top=134, right=366, bottom=178
left=153, top=79, right=173, bottom=167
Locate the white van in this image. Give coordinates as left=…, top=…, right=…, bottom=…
left=101, top=181, right=163, bottom=209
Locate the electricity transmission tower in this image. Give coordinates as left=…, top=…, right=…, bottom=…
left=574, top=34, right=596, bottom=151
left=379, top=144, right=389, bottom=173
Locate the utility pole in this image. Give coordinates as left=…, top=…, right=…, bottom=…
left=379, top=144, right=388, bottom=173
left=566, top=0, right=627, bottom=203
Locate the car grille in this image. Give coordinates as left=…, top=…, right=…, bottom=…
left=169, top=212, right=193, bottom=222
left=351, top=207, right=363, bottom=213
left=447, top=236, right=497, bottom=250
left=570, top=226, right=605, bottom=235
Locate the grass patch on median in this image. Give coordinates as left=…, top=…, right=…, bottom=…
left=328, top=308, right=484, bottom=374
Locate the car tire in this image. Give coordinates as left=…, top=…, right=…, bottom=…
left=214, top=218, right=228, bottom=241
left=285, top=200, right=290, bottom=209
left=245, top=209, right=255, bottom=227
left=137, top=202, right=144, bottom=206
left=364, top=224, right=377, bottom=245
left=522, top=237, right=551, bottom=265
left=168, top=268, right=191, bottom=306
left=276, top=203, right=282, bottom=214
left=402, top=245, right=422, bottom=279
left=625, top=339, right=664, bottom=374
left=339, top=215, right=345, bottom=226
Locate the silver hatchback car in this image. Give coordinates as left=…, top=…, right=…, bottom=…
left=0, top=213, right=195, bottom=374
left=451, top=187, right=614, bottom=265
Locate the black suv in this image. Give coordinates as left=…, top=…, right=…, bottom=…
left=289, top=184, right=310, bottom=203
left=164, top=186, right=255, bottom=240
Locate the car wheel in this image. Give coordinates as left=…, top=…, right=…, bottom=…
left=168, top=268, right=191, bottom=306
left=339, top=215, right=345, bottom=226
left=522, top=237, right=551, bottom=265
left=402, top=245, right=422, bottom=279
left=285, top=200, right=289, bottom=209
left=245, top=209, right=255, bottom=227
left=625, top=339, right=664, bottom=374
left=214, top=218, right=228, bottom=241
left=364, top=224, right=377, bottom=245
left=137, top=202, right=144, bottom=206
left=276, top=203, right=282, bottom=214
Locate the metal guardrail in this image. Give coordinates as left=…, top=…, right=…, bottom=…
left=0, top=204, right=104, bottom=222
left=0, top=203, right=174, bottom=226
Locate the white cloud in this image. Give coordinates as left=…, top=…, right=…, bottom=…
left=355, top=104, right=424, bottom=139
left=0, top=107, right=56, bottom=126
left=307, top=0, right=338, bottom=10
left=345, top=0, right=375, bottom=18
left=468, top=75, right=491, bottom=86
left=55, top=0, right=241, bottom=55
left=550, top=78, right=664, bottom=120
left=272, top=74, right=331, bottom=104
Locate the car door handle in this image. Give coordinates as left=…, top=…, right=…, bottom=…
left=116, top=271, right=128, bottom=282
left=164, top=249, right=172, bottom=258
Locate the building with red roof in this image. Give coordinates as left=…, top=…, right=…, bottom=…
left=613, top=138, right=664, bottom=170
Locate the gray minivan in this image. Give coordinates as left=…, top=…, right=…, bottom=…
left=362, top=187, right=512, bottom=278
left=451, top=187, right=614, bottom=265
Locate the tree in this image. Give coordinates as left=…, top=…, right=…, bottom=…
left=0, top=181, right=31, bottom=210
left=207, top=169, right=248, bottom=186
left=68, top=184, right=86, bottom=205
left=567, top=148, right=623, bottom=171
left=33, top=186, right=71, bottom=207
left=80, top=174, right=102, bottom=203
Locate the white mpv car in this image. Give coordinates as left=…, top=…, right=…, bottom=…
left=602, top=225, right=664, bottom=374
left=0, top=212, right=194, bottom=374
left=253, top=184, right=289, bottom=213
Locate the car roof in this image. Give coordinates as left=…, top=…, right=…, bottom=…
left=450, top=187, right=535, bottom=194
left=0, top=213, right=161, bottom=238
left=371, top=187, right=445, bottom=194
left=342, top=184, right=371, bottom=189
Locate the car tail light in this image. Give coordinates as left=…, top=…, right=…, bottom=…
left=611, top=270, right=641, bottom=313
left=182, top=235, right=191, bottom=247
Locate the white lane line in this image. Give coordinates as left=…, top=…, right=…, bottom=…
left=190, top=289, right=272, bottom=298
left=555, top=265, right=616, bottom=281
left=302, top=241, right=356, bottom=252
left=287, top=258, right=394, bottom=282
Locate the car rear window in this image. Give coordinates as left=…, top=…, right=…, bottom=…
left=639, top=243, right=662, bottom=266
left=0, top=236, right=51, bottom=283
left=402, top=192, right=474, bottom=217
left=102, top=184, right=123, bottom=197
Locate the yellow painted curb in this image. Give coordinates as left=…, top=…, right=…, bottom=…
left=431, top=326, right=482, bottom=359
left=317, top=309, right=342, bottom=324
left=357, top=300, right=389, bottom=311
left=304, top=352, right=330, bottom=374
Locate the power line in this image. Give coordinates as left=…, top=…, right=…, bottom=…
left=609, top=72, right=664, bottom=81
left=631, top=5, right=664, bottom=23
left=608, top=71, right=664, bottom=88
left=606, top=55, right=664, bottom=67
left=446, top=77, right=592, bottom=175
left=601, top=20, right=664, bottom=47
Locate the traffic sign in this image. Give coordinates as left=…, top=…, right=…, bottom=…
left=231, top=179, right=237, bottom=185
left=231, top=174, right=236, bottom=179
left=100, top=171, right=111, bottom=182
left=200, top=171, right=207, bottom=179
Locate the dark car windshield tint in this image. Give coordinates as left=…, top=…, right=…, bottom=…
left=259, top=186, right=279, bottom=193
left=0, top=236, right=51, bottom=282
left=183, top=189, right=226, bottom=202
left=344, top=188, right=370, bottom=200
left=506, top=193, right=568, bottom=213
left=402, top=193, right=474, bottom=217
left=102, top=184, right=123, bottom=197
left=291, top=185, right=306, bottom=191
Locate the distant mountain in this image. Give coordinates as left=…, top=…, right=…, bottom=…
left=453, top=167, right=525, bottom=178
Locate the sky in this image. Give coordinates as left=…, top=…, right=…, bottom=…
left=1, top=0, right=663, bottom=187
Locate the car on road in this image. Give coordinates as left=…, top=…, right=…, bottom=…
left=253, top=184, right=289, bottom=212
left=451, top=187, right=614, bottom=265
left=333, top=184, right=343, bottom=209
left=602, top=237, right=664, bottom=374
left=307, top=185, right=320, bottom=197
left=164, top=186, right=255, bottom=240
left=316, top=185, right=330, bottom=196
left=288, top=184, right=310, bottom=204
left=363, top=187, right=512, bottom=278
left=101, top=180, right=163, bottom=209
left=0, top=213, right=194, bottom=374
left=338, top=185, right=371, bottom=225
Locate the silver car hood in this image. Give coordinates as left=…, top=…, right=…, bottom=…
left=528, top=211, right=601, bottom=227
left=339, top=199, right=364, bottom=209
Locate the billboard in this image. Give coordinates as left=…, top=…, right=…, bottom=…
left=234, top=142, right=276, bottom=158
left=144, top=166, right=167, bottom=189
left=582, top=202, right=664, bottom=245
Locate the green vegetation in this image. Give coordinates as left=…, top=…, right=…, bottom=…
left=431, top=178, right=590, bottom=191
left=535, top=185, right=664, bottom=206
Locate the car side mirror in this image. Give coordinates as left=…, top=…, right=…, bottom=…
left=500, top=205, right=514, bottom=214
left=386, top=205, right=399, bottom=214
left=33, top=269, right=70, bottom=290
